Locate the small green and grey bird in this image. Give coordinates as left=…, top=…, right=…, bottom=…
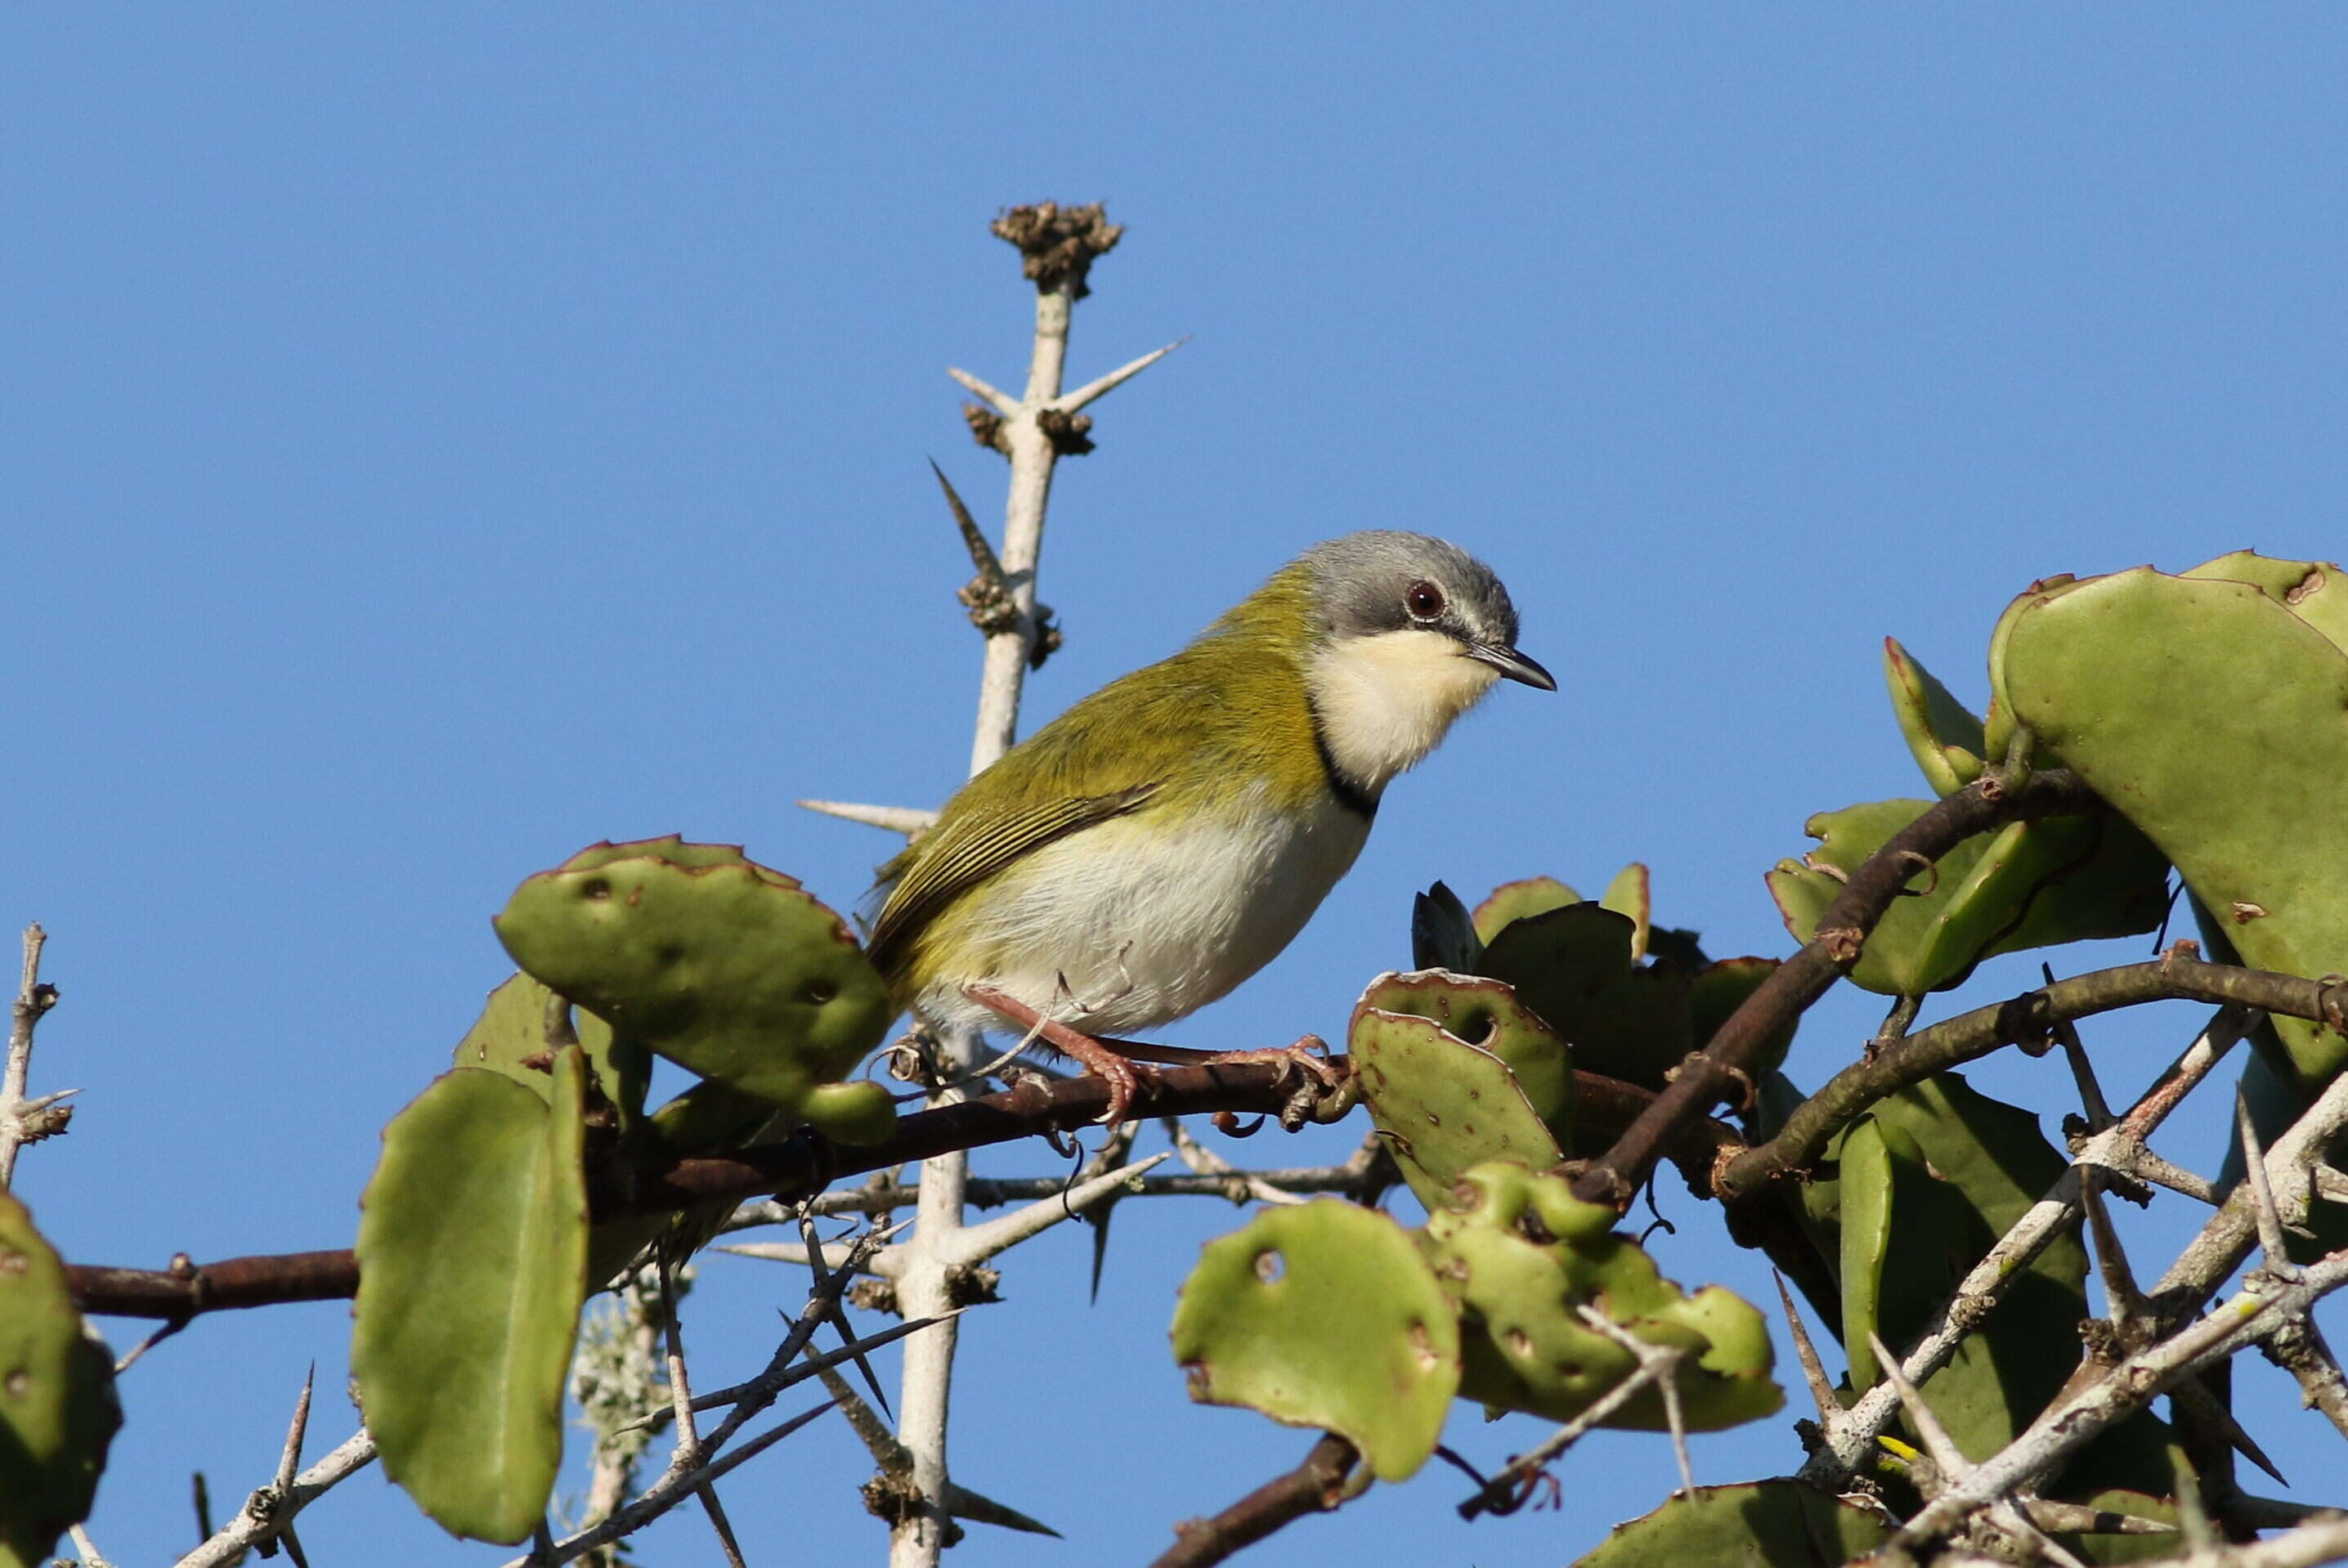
left=866, top=531, right=1553, bottom=1114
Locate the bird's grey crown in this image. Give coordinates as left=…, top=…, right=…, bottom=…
left=1299, top=530, right=1521, bottom=651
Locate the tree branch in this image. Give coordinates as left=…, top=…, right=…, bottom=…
left=1, top=922, right=65, bottom=1185
left=1718, top=960, right=2334, bottom=1201
left=1149, top=1433, right=1361, bottom=1568
left=64, top=1058, right=1744, bottom=1320
left=1575, top=768, right=2104, bottom=1206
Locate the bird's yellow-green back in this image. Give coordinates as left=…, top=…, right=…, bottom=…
left=866, top=561, right=1331, bottom=988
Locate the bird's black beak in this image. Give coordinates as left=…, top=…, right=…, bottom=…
left=1469, top=642, right=1557, bottom=691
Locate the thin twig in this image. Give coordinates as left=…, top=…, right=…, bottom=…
left=508, top=1400, right=840, bottom=1568
left=1149, top=1433, right=1361, bottom=1568
left=2263, top=1315, right=2348, bottom=1441
left=1897, top=1244, right=2348, bottom=1550
left=65, top=1060, right=1333, bottom=1319
left=793, top=800, right=939, bottom=838
left=1720, top=962, right=2322, bottom=1202
left=174, top=1429, right=378, bottom=1568
left=1, top=922, right=61, bottom=1185
left=1808, top=1005, right=2253, bottom=1484
left=621, top=1311, right=952, bottom=1437
left=1581, top=768, right=2105, bottom=1206
left=1456, top=1319, right=1685, bottom=1520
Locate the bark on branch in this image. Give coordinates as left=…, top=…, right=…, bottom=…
left=1717, top=957, right=2344, bottom=1202
left=1148, top=1433, right=1360, bottom=1568
left=1574, top=768, right=2103, bottom=1207
left=65, top=1061, right=1746, bottom=1320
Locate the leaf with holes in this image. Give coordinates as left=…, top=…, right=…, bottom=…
left=0, top=1190, right=119, bottom=1568
left=1171, top=1202, right=1459, bottom=1481
left=353, top=1051, right=589, bottom=1543
left=495, top=836, right=894, bottom=1136
left=1423, top=1163, right=1779, bottom=1432
left=1350, top=973, right=1568, bottom=1212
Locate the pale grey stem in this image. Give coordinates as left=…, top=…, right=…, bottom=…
left=1161, top=1116, right=1308, bottom=1206
left=941, top=1153, right=1172, bottom=1266
left=0, top=922, right=56, bottom=1185
left=794, top=800, right=941, bottom=838
left=174, top=1428, right=379, bottom=1568
left=68, top=1523, right=114, bottom=1568
left=713, top=1239, right=900, bottom=1276
left=945, top=365, right=1018, bottom=416
left=1050, top=337, right=1188, bottom=415
left=1897, top=1248, right=2348, bottom=1550
left=890, top=1047, right=978, bottom=1568
left=1573, top=1306, right=1694, bottom=1493
left=891, top=218, right=1163, bottom=1568
left=1814, top=1006, right=2253, bottom=1483
left=2151, top=1063, right=2348, bottom=1314
left=2264, top=1315, right=2348, bottom=1442
left=1773, top=1275, right=1846, bottom=1440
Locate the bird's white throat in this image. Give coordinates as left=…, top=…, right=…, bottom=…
left=1307, top=629, right=1503, bottom=797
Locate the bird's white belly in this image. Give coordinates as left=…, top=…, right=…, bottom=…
left=916, top=786, right=1370, bottom=1037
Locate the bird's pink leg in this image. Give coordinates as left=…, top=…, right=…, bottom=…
left=961, top=986, right=1346, bottom=1127
left=961, top=985, right=1154, bottom=1124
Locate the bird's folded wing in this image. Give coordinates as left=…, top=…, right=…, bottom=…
left=866, top=781, right=1162, bottom=971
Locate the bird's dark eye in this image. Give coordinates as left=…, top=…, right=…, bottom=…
left=1405, top=580, right=1445, bottom=621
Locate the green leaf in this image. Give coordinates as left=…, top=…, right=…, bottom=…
left=1424, top=1163, right=1780, bottom=1432
left=1410, top=880, right=1482, bottom=972
left=1471, top=876, right=1582, bottom=945
left=1350, top=972, right=1568, bottom=1212
left=452, top=972, right=647, bottom=1128
left=0, top=1190, right=118, bottom=1568
left=1767, top=799, right=2167, bottom=997
left=1599, top=863, right=1652, bottom=963
left=1990, top=558, right=2348, bottom=1086
left=1573, top=1480, right=1893, bottom=1567
left=1475, top=903, right=1693, bottom=1089
left=2183, top=550, right=2348, bottom=656
left=354, top=1052, right=590, bottom=1542
left=495, top=837, right=894, bottom=1120
left=2051, top=1490, right=2182, bottom=1566
left=1171, top=1202, right=1459, bottom=1481
left=1884, top=637, right=1988, bottom=797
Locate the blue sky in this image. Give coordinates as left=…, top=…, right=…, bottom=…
left=11, top=8, right=2348, bottom=1565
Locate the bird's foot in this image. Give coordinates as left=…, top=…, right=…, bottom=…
left=1185, top=1035, right=1349, bottom=1131
left=962, top=985, right=1156, bottom=1125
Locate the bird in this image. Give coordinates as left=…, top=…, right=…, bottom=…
left=865, top=530, right=1553, bottom=1120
